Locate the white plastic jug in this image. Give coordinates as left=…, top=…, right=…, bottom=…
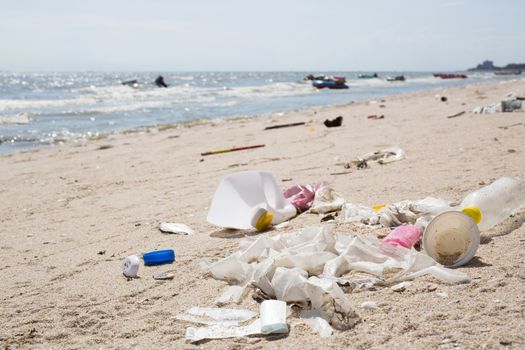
left=207, top=171, right=297, bottom=230
left=460, top=177, right=525, bottom=231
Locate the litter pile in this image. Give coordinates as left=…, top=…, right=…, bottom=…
left=473, top=95, right=522, bottom=114
left=209, top=225, right=469, bottom=331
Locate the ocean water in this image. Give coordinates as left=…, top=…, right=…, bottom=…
left=0, top=71, right=520, bottom=153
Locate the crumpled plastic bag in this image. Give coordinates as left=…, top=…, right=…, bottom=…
left=343, top=197, right=452, bottom=228
left=343, top=203, right=380, bottom=225
left=356, top=147, right=405, bottom=165
left=283, top=182, right=328, bottom=212
left=209, top=226, right=469, bottom=330
left=309, top=187, right=346, bottom=214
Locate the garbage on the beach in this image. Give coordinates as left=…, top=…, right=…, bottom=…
left=260, top=300, right=288, bottom=334
left=423, top=211, right=480, bottom=267
left=441, top=96, right=448, bottom=102
left=201, top=144, right=265, bottom=156
left=447, top=111, right=465, bottom=119
left=473, top=99, right=522, bottom=114
left=344, top=197, right=452, bottom=228
left=158, top=222, right=193, bottom=235
left=502, top=99, right=522, bottom=112
left=347, top=147, right=405, bottom=168
left=309, top=186, right=346, bottom=214
left=178, top=302, right=288, bottom=343
left=383, top=224, right=422, bottom=248
left=283, top=182, right=328, bottom=212
left=300, top=309, right=333, bottom=337
left=153, top=270, right=175, bottom=280
left=209, top=226, right=469, bottom=330
left=122, top=255, right=140, bottom=278
left=460, top=176, right=525, bottom=231
left=324, top=116, right=343, bottom=128
left=265, top=122, right=306, bottom=130
left=207, top=171, right=297, bottom=230
left=143, top=249, right=175, bottom=266
left=367, top=115, right=384, bottom=120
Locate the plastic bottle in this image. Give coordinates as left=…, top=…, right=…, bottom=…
left=207, top=171, right=297, bottom=230
left=460, top=177, right=525, bottom=231
left=383, top=224, right=422, bottom=248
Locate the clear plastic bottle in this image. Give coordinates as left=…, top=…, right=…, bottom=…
left=460, top=177, right=525, bottom=231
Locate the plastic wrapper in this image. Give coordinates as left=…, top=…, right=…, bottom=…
left=209, top=226, right=469, bottom=332
left=309, top=187, right=346, bottom=214
left=300, top=309, right=333, bottom=337
left=283, top=182, right=328, bottom=212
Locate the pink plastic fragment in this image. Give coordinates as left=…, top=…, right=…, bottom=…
left=283, top=182, right=328, bottom=212
left=383, top=224, right=422, bottom=248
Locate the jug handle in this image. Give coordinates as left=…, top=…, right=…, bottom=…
left=261, top=172, right=285, bottom=210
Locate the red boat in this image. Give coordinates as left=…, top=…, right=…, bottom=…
left=433, top=73, right=467, bottom=79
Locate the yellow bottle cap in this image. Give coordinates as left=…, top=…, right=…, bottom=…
left=253, top=209, right=273, bottom=231
left=461, top=206, right=482, bottom=224
left=372, top=204, right=386, bottom=211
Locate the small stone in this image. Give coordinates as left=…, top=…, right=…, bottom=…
left=391, top=281, right=411, bottom=292
left=426, top=283, right=438, bottom=292
left=97, top=250, right=106, bottom=255
left=361, top=301, right=378, bottom=309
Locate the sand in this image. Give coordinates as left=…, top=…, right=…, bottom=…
left=1, top=80, right=524, bottom=349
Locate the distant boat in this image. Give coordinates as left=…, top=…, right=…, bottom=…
left=312, top=80, right=349, bottom=89
left=386, top=75, right=405, bottom=82
left=433, top=73, right=467, bottom=79
left=358, top=73, right=378, bottom=79
left=494, top=70, right=522, bottom=76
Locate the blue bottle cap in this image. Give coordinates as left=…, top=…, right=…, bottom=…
left=143, top=249, right=175, bottom=266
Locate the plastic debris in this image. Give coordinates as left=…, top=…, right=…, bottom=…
left=186, top=319, right=261, bottom=342
left=207, top=171, right=297, bottom=230
left=175, top=307, right=256, bottom=326
left=309, top=186, right=345, bottom=214
left=122, top=255, right=140, bottom=278
left=180, top=301, right=289, bottom=342
left=383, top=224, right=422, bottom=248
left=283, top=182, right=328, bottom=212
left=159, top=222, right=193, bottom=235
left=260, top=300, right=288, bottom=334
left=300, top=309, right=333, bottom=337
left=143, top=249, right=175, bottom=266
left=355, top=147, right=405, bottom=165
left=210, top=226, right=470, bottom=331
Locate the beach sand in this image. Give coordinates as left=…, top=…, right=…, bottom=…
left=1, top=80, right=524, bottom=349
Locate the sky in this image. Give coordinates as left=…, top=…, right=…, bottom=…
left=0, top=0, right=524, bottom=71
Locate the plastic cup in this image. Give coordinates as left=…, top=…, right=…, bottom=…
left=260, top=300, right=288, bottom=334
left=423, top=211, right=480, bottom=267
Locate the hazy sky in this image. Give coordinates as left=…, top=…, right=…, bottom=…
left=1, top=0, right=523, bottom=71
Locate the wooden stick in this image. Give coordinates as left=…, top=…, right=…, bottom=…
left=447, top=111, right=466, bottom=119
left=264, top=122, right=306, bottom=130
left=201, top=144, right=265, bottom=156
